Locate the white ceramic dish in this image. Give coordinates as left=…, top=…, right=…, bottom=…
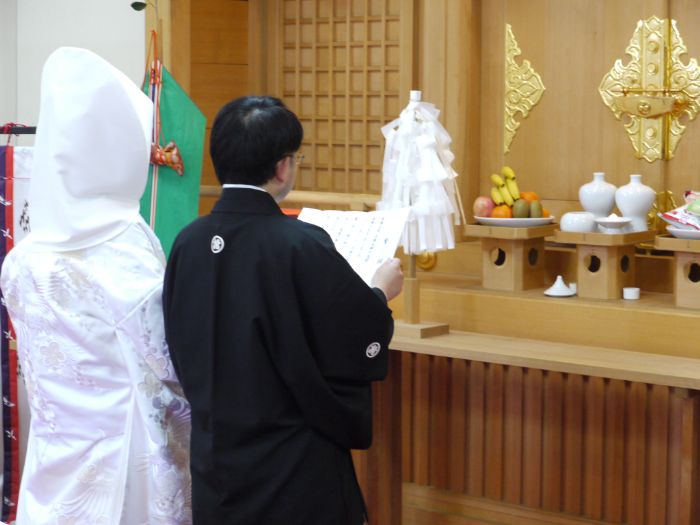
left=474, top=216, right=555, bottom=227
left=560, top=211, right=596, bottom=233
left=667, top=226, right=700, bottom=240
left=594, top=216, right=631, bottom=229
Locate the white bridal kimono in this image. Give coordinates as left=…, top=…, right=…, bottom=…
left=0, top=48, right=192, bottom=524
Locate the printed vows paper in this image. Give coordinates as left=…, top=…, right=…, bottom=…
left=298, top=207, right=410, bottom=285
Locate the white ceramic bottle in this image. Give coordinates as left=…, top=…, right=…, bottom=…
left=615, top=174, right=656, bottom=232
left=578, top=172, right=616, bottom=218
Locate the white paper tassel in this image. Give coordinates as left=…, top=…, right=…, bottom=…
left=377, top=91, right=461, bottom=255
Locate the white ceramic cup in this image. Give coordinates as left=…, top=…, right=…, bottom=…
left=623, top=287, right=640, bottom=300
left=560, top=211, right=597, bottom=233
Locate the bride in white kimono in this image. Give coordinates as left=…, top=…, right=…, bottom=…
left=0, top=48, right=191, bottom=524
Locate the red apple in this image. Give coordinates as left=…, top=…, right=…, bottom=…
left=473, top=195, right=495, bottom=217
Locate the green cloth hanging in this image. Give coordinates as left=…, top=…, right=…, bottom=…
left=140, top=65, right=206, bottom=257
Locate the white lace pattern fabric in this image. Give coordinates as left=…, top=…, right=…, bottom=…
left=0, top=221, right=192, bottom=525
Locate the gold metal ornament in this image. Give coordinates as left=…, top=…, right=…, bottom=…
left=416, top=252, right=437, bottom=271
left=504, top=24, right=546, bottom=154
left=599, top=16, right=700, bottom=162
left=650, top=189, right=679, bottom=232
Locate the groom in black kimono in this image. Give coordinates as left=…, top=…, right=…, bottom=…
left=163, top=96, right=403, bottom=525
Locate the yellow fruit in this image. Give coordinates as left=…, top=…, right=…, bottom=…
left=490, top=174, right=513, bottom=206
left=490, top=186, right=505, bottom=205
left=506, top=178, right=520, bottom=200
left=501, top=166, right=516, bottom=179
left=490, top=173, right=505, bottom=186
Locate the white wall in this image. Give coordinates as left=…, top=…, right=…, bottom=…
left=7, top=0, right=146, bottom=145
left=0, top=0, right=18, bottom=129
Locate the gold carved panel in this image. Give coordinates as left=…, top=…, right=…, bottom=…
left=599, top=16, right=700, bottom=162
left=503, top=23, right=546, bottom=155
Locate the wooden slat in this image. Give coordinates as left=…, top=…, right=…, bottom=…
left=429, top=356, right=449, bottom=490
left=402, top=352, right=414, bottom=482
left=625, top=381, right=647, bottom=525
left=646, top=384, right=669, bottom=525
left=582, top=376, right=604, bottom=520
left=448, top=358, right=468, bottom=493
left=542, top=371, right=563, bottom=512
left=412, top=353, right=430, bottom=485
left=522, top=368, right=543, bottom=508
left=466, top=361, right=485, bottom=497
left=562, top=373, right=583, bottom=515
left=503, top=366, right=523, bottom=505
left=484, top=364, right=504, bottom=500
left=667, top=388, right=685, bottom=525
left=602, top=379, right=625, bottom=522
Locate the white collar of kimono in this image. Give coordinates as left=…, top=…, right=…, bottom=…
left=222, top=184, right=268, bottom=193
left=23, top=47, right=153, bottom=252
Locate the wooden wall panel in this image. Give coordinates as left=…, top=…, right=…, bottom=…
left=189, top=0, right=249, bottom=215
left=402, top=357, right=700, bottom=525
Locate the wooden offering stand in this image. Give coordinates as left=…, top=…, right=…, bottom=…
left=553, top=229, right=656, bottom=299
left=464, top=222, right=556, bottom=290
left=655, top=234, right=700, bottom=309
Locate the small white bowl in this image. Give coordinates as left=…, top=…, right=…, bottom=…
left=623, top=287, right=640, bottom=300
left=560, top=211, right=596, bottom=233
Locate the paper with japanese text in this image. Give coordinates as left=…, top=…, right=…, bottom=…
left=298, top=207, right=410, bottom=285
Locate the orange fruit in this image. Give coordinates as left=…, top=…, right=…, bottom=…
left=491, top=205, right=513, bottom=218
left=542, top=208, right=551, bottom=218
left=520, top=191, right=540, bottom=202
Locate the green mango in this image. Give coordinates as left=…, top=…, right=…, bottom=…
left=530, top=200, right=543, bottom=218
left=512, top=199, right=530, bottom=218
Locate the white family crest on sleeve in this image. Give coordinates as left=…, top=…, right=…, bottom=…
left=211, top=235, right=225, bottom=253
left=365, top=342, right=381, bottom=358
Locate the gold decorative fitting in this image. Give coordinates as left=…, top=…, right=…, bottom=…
left=504, top=24, right=546, bottom=154
left=416, top=252, right=437, bottom=271
left=599, top=16, right=700, bottom=162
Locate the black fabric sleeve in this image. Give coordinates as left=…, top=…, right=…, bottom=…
left=263, top=225, right=394, bottom=449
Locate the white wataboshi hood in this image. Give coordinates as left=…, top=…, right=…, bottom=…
left=24, top=47, right=153, bottom=252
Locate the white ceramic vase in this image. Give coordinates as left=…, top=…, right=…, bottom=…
left=615, top=174, right=656, bottom=232
left=578, top=172, right=617, bottom=218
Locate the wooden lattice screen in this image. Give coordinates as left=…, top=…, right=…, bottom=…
left=279, top=0, right=407, bottom=195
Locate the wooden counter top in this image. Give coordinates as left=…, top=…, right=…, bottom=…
left=390, top=330, right=700, bottom=389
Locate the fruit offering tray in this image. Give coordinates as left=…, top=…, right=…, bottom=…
left=464, top=222, right=557, bottom=240
left=655, top=234, right=700, bottom=253
left=552, top=229, right=655, bottom=246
